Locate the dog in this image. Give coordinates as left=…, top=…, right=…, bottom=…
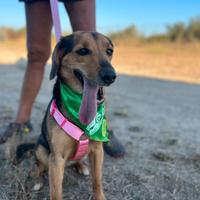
left=15, top=31, right=116, bottom=200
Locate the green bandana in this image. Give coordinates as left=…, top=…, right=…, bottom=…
left=60, top=83, right=109, bottom=142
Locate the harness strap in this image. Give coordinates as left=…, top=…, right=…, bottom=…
left=50, top=100, right=89, bottom=160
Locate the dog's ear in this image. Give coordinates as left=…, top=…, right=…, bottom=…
left=49, top=35, right=75, bottom=80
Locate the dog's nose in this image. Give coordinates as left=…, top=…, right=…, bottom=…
left=99, top=68, right=116, bottom=85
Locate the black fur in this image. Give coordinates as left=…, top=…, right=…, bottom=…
left=52, top=78, right=62, bottom=110
left=15, top=143, right=35, bottom=163
left=50, top=34, right=75, bottom=80
left=59, top=35, right=75, bottom=56
left=37, top=78, right=63, bottom=152
left=105, top=36, right=113, bottom=47
left=91, top=31, right=98, bottom=40
left=91, top=31, right=113, bottom=47
left=37, top=106, right=50, bottom=152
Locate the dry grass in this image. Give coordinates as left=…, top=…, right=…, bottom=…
left=1, top=38, right=200, bottom=84
left=113, top=41, right=200, bottom=84
left=0, top=38, right=26, bottom=63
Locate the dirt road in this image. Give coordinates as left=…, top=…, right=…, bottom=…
left=0, top=63, right=200, bottom=200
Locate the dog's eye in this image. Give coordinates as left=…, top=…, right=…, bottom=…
left=76, top=48, right=91, bottom=56
left=106, top=48, right=113, bottom=56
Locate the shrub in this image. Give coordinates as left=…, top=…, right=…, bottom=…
left=108, top=25, right=139, bottom=40
left=185, top=17, right=200, bottom=41
left=166, top=23, right=186, bottom=41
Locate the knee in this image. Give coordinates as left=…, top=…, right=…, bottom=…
left=27, top=43, right=51, bottom=65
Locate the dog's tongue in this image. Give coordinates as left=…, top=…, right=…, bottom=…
left=79, top=78, right=99, bottom=125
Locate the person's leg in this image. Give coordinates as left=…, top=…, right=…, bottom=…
left=64, top=0, right=96, bottom=31
left=0, top=1, right=52, bottom=143
left=64, top=0, right=125, bottom=157
left=16, top=1, right=52, bottom=123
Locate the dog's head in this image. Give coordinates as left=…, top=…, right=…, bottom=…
left=50, top=31, right=116, bottom=124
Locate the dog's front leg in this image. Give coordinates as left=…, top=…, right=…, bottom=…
left=89, top=141, right=105, bottom=200
left=49, top=154, right=65, bottom=200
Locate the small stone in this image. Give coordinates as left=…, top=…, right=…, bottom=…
left=152, top=150, right=173, bottom=162
left=113, top=108, right=128, bottom=117
left=165, top=138, right=178, bottom=146
left=128, top=126, right=142, bottom=132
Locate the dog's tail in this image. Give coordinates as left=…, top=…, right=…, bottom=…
left=14, top=143, right=36, bottom=164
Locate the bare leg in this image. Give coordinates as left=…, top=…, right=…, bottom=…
left=64, top=0, right=96, bottom=31
left=16, top=2, right=52, bottom=123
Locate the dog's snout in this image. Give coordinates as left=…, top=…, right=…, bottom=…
left=99, top=68, right=116, bottom=85
left=99, top=60, right=116, bottom=85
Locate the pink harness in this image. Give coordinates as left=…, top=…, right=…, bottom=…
left=50, top=100, right=89, bottom=160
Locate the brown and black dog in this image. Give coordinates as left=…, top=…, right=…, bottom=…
left=16, top=31, right=116, bottom=200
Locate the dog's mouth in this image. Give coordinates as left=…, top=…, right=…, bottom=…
left=73, top=69, right=104, bottom=125
left=74, top=69, right=104, bottom=103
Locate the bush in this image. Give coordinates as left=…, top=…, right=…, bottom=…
left=0, top=27, right=26, bottom=41
left=166, top=16, right=200, bottom=42
left=146, top=34, right=168, bottom=42
left=166, top=23, right=186, bottom=41
left=0, top=27, right=16, bottom=41
left=185, top=17, right=200, bottom=41
left=108, top=25, right=139, bottom=40
left=1, top=16, right=200, bottom=43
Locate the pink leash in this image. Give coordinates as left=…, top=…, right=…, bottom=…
left=49, top=2, right=89, bottom=160
left=50, top=0, right=62, bottom=42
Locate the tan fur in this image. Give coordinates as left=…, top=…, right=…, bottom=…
left=24, top=32, right=114, bottom=200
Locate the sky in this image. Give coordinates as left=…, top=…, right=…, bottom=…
left=0, top=0, right=200, bottom=35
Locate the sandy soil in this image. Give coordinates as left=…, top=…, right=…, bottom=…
left=0, top=61, right=200, bottom=200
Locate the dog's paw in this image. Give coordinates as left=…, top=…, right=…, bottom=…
left=78, top=165, right=89, bottom=176
left=32, top=182, right=43, bottom=191
left=75, top=162, right=89, bottom=176
left=25, top=175, right=44, bottom=192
